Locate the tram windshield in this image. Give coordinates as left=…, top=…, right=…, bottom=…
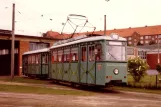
left=106, top=41, right=126, bottom=61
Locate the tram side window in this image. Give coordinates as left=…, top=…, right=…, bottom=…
left=58, top=50, right=63, bottom=63
left=64, top=54, right=71, bottom=62
left=71, top=47, right=78, bottom=62
left=46, top=54, right=48, bottom=63
left=28, top=56, right=31, bottom=64
left=89, top=46, right=95, bottom=61
left=52, top=50, right=57, bottom=63
left=71, top=53, right=78, bottom=61
left=35, top=54, right=40, bottom=64
left=82, top=47, right=86, bottom=61
left=28, top=56, right=30, bottom=64
left=23, top=56, right=28, bottom=64
left=58, top=55, right=62, bottom=62
left=64, top=48, right=70, bottom=62
left=32, top=55, right=35, bottom=64
left=42, top=54, right=48, bottom=64
left=95, top=44, right=102, bottom=61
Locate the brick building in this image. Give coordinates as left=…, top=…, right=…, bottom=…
left=37, top=25, right=161, bottom=70
left=90, top=25, right=161, bottom=46
left=0, top=29, right=59, bottom=76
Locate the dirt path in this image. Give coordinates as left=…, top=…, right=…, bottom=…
left=0, top=81, right=161, bottom=107
left=0, top=91, right=161, bottom=107
left=0, top=81, right=74, bottom=90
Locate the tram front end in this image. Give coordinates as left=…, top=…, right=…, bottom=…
left=104, top=40, right=127, bottom=85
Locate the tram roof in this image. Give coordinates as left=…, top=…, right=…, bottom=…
left=50, top=35, right=126, bottom=49
left=23, top=48, right=49, bottom=55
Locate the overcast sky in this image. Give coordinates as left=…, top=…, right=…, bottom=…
left=0, top=0, right=161, bottom=36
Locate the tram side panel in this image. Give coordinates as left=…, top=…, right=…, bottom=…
left=50, top=50, right=57, bottom=79
left=57, top=49, right=63, bottom=80
left=70, top=46, right=79, bottom=83
left=50, top=49, right=64, bottom=81
left=35, top=54, right=41, bottom=77
left=41, top=53, right=49, bottom=78
left=63, top=48, right=70, bottom=81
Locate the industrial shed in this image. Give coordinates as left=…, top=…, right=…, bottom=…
left=0, top=29, right=57, bottom=76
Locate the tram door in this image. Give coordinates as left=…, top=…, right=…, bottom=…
left=80, top=46, right=87, bottom=83
left=80, top=45, right=96, bottom=84
left=87, top=45, right=96, bottom=84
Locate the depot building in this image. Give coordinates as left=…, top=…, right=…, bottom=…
left=0, top=29, right=58, bottom=76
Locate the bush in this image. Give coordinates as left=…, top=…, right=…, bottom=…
left=128, top=57, right=149, bottom=82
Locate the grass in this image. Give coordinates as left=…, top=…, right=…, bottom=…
left=113, top=74, right=161, bottom=94
left=0, top=76, right=161, bottom=95
left=0, top=84, right=94, bottom=96
left=0, top=76, right=49, bottom=84
left=127, top=74, right=161, bottom=87
left=114, top=86, right=161, bottom=94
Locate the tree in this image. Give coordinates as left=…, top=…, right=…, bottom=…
left=149, top=40, right=155, bottom=45
left=137, top=41, right=143, bottom=46
left=156, top=64, right=161, bottom=74
left=128, top=57, right=149, bottom=82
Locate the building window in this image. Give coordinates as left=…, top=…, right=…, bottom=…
left=134, top=43, right=137, bottom=46
left=140, top=41, right=143, bottom=44
left=152, top=37, right=155, bottom=40
left=145, top=40, right=149, bottom=44
left=138, top=51, right=146, bottom=60
left=127, top=47, right=134, bottom=55
left=156, top=35, right=158, bottom=38
left=156, top=40, right=158, bottom=43
left=0, top=49, right=9, bottom=55
left=148, top=36, right=152, bottom=38
left=128, top=37, right=132, bottom=40
left=140, top=36, right=143, bottom=39
left=145, top=36, right=149, bottom=39
left=29, top=42, right=49, bottom=51
left=158, top=35, right=161, bottom=38
left=128, top=41, right=132, bottom=44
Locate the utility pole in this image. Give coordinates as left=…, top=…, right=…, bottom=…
left=11, top=3, right=15, bottom=79
left=104, top=15, right=106, bottom=35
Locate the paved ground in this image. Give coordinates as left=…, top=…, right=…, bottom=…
left=0, top=81, right=161, bottom=107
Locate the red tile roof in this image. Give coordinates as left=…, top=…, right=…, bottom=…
left=94, top=25, right=161, bottom=37
left=46, top=25, right=161, bottom=39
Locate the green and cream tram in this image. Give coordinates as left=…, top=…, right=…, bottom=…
left=22, top=48, right=49, bottom=78
left=49, top=34, right=127, bottom=86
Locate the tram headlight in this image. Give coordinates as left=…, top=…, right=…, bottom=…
left=113, top=68, right=119, bottom=75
